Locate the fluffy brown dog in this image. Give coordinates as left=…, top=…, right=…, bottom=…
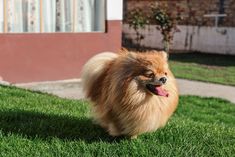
left=81, top=50, right=178, bottom=139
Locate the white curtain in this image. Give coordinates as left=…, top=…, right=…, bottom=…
left=42, top=0, right=56, bottom=32
left=0, top=0, right=105, bottom=33
left=56, top=0, right=73, bottom=32
left=74, top=0, right=105, bottom=32
left=74, top=0, right=95, bottom=32
left=0, top=0, right=3, bottom=32
left=94, top=0, right=105, bottom=32
left=4, top=0, right=40, bottom=33
left=25, top=0, right=40, bottom=32
left=7, top=0, right=24, bottom=32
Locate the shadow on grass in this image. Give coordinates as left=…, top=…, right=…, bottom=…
left=169, top=52, right=235, bottom=67
left=0, top=110, right=124, bottom=143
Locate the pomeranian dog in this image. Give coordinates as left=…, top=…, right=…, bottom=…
left=81, top=50, right=178, bottom=139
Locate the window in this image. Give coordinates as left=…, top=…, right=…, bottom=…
left=0, top=0, right=105, bottom=33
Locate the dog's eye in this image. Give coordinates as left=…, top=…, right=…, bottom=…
left=164, top=72, right=168, bottom=76
left=145, top=71, right=155, bottom=78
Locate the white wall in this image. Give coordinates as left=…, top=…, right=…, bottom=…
left=123, top=24, right=235, bottom=55
left=106, top=0, right=123, bottom=20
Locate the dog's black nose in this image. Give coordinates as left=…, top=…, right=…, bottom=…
left=159, top=77, right=167, bottom=84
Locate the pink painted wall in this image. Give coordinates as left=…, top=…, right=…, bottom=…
left=0, top=20, right=122, bottom=83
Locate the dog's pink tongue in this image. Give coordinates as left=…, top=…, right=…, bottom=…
left=155, top=86, right=169, bottom=97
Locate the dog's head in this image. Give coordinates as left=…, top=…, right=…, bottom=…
left=115, top=50, right=170, bottom=98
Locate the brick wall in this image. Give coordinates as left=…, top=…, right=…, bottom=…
left=124, top=0, right=235, bottom=27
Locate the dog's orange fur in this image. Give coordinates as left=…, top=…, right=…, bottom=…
left=81, top=50, right=178, bottom=138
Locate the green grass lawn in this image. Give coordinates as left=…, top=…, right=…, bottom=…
left=0, top=85, right=235, bottom=157
left=169, top=52, right=235, bottom=86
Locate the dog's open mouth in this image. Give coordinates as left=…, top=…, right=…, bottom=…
left=146, top=84, right=169, bottom=97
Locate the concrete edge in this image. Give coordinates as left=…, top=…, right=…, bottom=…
left=15, top=78, right=82, bottom=87
left=0, top=81, right=10, bottom=86
left=176, top=78, right=235, bottom=88
left=13, top=78, right=234, bottom=88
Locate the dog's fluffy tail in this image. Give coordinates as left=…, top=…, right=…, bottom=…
left=81, top=52, right=118, bottom=98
